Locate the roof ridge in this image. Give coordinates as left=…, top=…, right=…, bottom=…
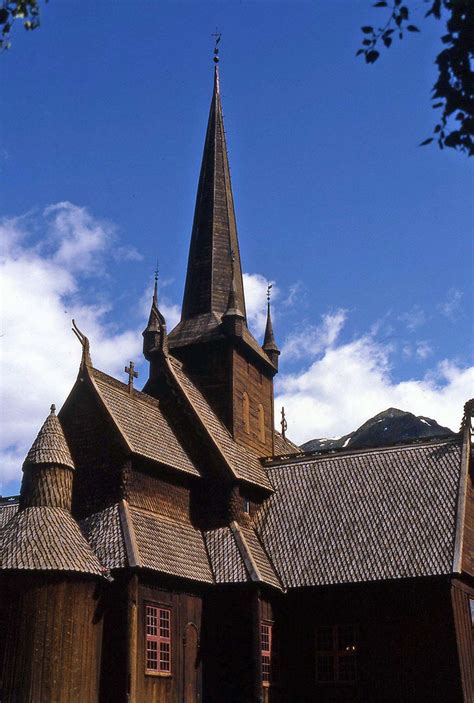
left=264, top=435, right=462, bottom=468
left=92, top=367, right=162, bottom=409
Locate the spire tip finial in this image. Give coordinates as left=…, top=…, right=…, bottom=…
left=212, top=29, right=221, bottom=64
left=50, top=403, right=56, bottom=415
left=267, top=283, right=273, bottom=304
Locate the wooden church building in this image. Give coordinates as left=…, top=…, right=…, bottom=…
left=0, top=55, right=473, bottom=703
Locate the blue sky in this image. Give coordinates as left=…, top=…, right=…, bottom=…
left=1, top=1, right=472, bottom=494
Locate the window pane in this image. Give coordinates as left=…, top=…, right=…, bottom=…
left=160, top=641, right=171, bottom=671
left=339, top=655, right=357, bottom=682
left=159, top=609, right=170, bottom=639
left=338, top=625, right=357, bottom=652
left=469, top=598, right=474, bottom=627
left=146, top=640, right=158, bottom=670
left=316, top=654, right=335, bottom=682
left=146, top=605, right=158, bottom=636
left=317, top=626, right=333, bottom=652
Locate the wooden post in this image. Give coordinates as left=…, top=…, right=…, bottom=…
left=252, top=587, right=263, bottom=703
left=127, top=573, right=139, bottom=703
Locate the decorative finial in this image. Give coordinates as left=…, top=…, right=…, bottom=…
left=281, top=406, right=287, bottom=440
left=153, top=262, right=159, bottom=301
left=267, top=283, right=273, bottom=304
left=72, top=319, right=93, bottom=368
left=212, top=29, right=221, bottom=64
left=50, top=404, right=56, bottom=415
left=125, top=361, right=138, bottom=394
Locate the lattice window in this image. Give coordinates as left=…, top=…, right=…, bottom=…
left=145, top=604, right=172, bottom=674
left=316, top=624, right=358, bottom=684
left=470, top=597, right=474, bottom=627
left=261, top=622, right=272, bottom=685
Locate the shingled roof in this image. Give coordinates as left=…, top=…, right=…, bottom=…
left=88, top=368, right=200, bottom=477
left=204, top=523, right=281, bottom=589
left=167, top=357, right=273, bottom=491
left=256, top=438, right=465, bottom=588
left=0, top=507, right=103, bottom=576
left=23, top=406, right=74, bottom=470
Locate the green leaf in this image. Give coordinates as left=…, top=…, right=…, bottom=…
left=432, top=102, right=443, bottom=108
left=355, top=49, right=365, bottom=56
left=419, top=138, right=434, bottom=146
left=0, top=8, right=9, bottom=23
left=406, top=25, right=420, bottom=32
left=363, top=39, right=372, bottom=46
left=361, top=26, right=373, bottom=33
left=373, top=1, right=387, bottom=6
left=383, top=36, right=392, bottom=47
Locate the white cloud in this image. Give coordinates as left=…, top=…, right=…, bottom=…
left=438, top=287, right=463, bottom=319
left=282, top=309, right=347, bottom=360
left=276, top=315, right=473, bottom=445
left=0, top=204, right=142, bottom=492
left=398, top=305, right=426, bottom=331
left=243, top=272, right=277, bottom=338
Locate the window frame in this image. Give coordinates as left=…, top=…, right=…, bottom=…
left=261, top=621, right=273, bottom=688
left=315, top=624, right=358, bottom=686
left=258, top=403, right=266, bottom=444
left=145, top=602, right=172, bottom=677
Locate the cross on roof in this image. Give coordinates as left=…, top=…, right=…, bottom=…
left=125, top=361, right=138, bottom=393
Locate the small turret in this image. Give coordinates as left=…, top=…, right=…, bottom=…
left=262, top=286, right=280, bottom=370
left=19, top=404, right=75, bottom=511
left=223, top=253, right=245, bottom=337
left=143, top=272, right=168, bottom=378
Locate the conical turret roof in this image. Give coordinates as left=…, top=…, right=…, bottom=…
left=23, top=405, right=74, bottom=470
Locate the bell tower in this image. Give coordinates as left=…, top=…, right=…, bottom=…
left=157, top=54, right=280, bottom=457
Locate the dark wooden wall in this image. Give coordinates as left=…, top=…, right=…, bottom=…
left=451, top=579, right=474, bottom=702
left=0, top=574, right=103, bottom=703
left=271, top=578, right=464, bottom=703
left=202, top=585, right=259, bottom=703
left=125, top=463, right=191, bottom=521
left=232, top=349, right=274, bottom=458
left=134, top=581, right=203, bottom=703
left=60, top=378, right=127, bottom=518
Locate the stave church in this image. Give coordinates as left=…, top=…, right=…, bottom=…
left=0, top=51, right=473, bottom=703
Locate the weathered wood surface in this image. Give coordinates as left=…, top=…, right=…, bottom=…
left=136, top=582, right=203, bottom=703
left=451, top=579, right=474, bottom=702
left=1, top=575, right=103, bottom=703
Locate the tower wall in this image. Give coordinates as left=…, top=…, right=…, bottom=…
left=1, top=573, right=103, bottom=703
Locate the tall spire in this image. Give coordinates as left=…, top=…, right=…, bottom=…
left=262, top=284, right=280, bottom=369
left=179, top=56, right=246, bottom=324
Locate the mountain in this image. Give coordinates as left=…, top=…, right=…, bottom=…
left=300, top=408, right=456, bottom=453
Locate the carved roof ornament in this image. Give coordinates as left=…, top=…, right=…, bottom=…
left=72, top=319, right=92, bottom=368
left=460, top=398, right=474, bottom=434
left=281, top=406, right=288, bottom=440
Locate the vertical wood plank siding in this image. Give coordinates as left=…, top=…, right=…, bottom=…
left=462, top=469, right=474, bottom=576
left=1, top=575, right=103, bottom=703
left=451, top=579, right=474, bottom=702
left=136, top=582, right=203, bottom=703
left=232, top=349, right=274, bottom=457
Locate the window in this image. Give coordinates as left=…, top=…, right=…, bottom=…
left=316, top=624, right=358, bottom=684
left=470, top=598, right=474, bottom=627
left=243, top=497, right=250, bottom=514
left=261, top=622, right=272, bottom=686
left=242, top=392, right=250, bottom=434
left=258, top=404, right=266, bottom=444
left=146, top=604, right=171, bottom=674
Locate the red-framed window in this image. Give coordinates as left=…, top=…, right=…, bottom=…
left=145, top=604, right=172, bottom=674
left=316, top=624, right=358, bottom=685
left=261, top=622, right=273, bottom=685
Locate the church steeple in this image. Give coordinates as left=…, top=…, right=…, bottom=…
left=178, top=63, right=246, bottom=324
